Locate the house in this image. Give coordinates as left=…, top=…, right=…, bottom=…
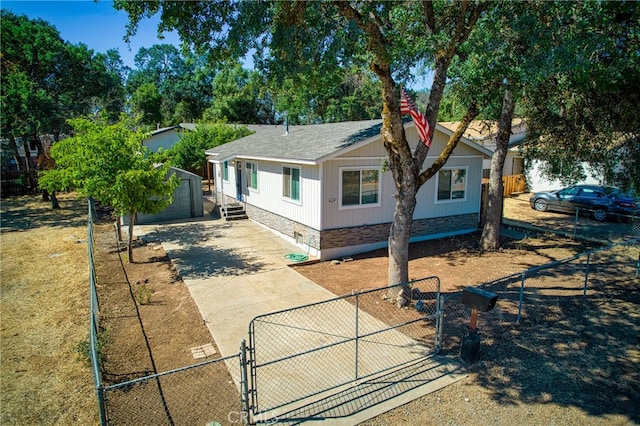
left=205, top=120, right=493, bottom=260
left=439, top=119, right=607, bottom=193
left=143, top=123, right=197, bottom=152
left=440, top=119, right=527, bottom=178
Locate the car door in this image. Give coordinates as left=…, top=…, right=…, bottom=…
left=554, top=186, right=581, bottom=212
left=573, top=187, right=611, bottom=212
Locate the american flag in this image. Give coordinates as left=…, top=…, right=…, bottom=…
left=400, top=88, right=431, bottom=147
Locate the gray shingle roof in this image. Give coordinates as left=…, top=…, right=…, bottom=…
left=205, top=120, right=384, bottom=164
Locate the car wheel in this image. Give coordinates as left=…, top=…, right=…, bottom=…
left=592, top=208, right=607, bottom=221
left=533, top=199, right=548, bottom=212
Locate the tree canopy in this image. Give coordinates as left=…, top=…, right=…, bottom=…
left=38, top=118, right=179, bottom=262
left=1, top=11, right=126, bottom=190
left=519, top=1, right=640, bottom=193
left=170, top=123, right=254, bottom=174
left=126, top=44, right=215, bottom=127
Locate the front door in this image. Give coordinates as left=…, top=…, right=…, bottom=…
left=236, top=161, right=243, bottom=202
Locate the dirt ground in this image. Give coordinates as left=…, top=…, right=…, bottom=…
left=1, top=194, right=97, bottom=425
left=2, top=192, right=638, bottom=425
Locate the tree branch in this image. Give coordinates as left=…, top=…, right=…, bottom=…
left=418, top=100, right=479, bottom=187
left=421, top=0, right=435, bottom=33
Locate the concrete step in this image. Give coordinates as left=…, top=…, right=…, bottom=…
left=221, top=204, right=248, bottom=220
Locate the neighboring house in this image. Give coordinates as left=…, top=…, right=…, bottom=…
left=143, top=123, right=197, bottom=152
left=439, top=119, right=607, bottom=194
left=439, top=119, right=527, bottom=179
left=205, top=120, right=493, bottom=260
left=525, top=160, right=601, bottom=193
left=1, top=134, right=54, bottom=168
left=123, top=166, right=203, bottom=225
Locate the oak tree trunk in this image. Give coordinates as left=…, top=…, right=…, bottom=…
left=480, top=87, right=515, bottom=251
left=387, top=186, right=417, bottom=306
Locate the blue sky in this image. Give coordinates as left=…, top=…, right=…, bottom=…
left=2, top=1, right=431, bottom=89
left=2, top=1, right=181, bottom=68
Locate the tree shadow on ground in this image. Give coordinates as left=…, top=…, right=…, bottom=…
left=441, top=247, right=640, bottom=424
left=0, top=193, right=87, bottom=231
left=138, top=222, right=267, bottom=279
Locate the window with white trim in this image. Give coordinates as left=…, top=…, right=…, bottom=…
left=246, top=161, right=258, bottom=190
left=340, top=167, right=380, bottom=208
left=437, top=167, right=467, bottom=201
left=283, top=166, right=301, bottom=201
left=223, top=161, right=229, bottom=181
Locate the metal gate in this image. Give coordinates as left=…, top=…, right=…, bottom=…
left=247, top=277, right=442, bottom=422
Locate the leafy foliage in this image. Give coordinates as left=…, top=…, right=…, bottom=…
left=202, top=64, right=273, bottom=124
left=130, top=82, right=163, bottom=127
left=126, top=44, right=214, bottom=126
left=170, top=123, right=254, bottom=173
left=38, top=117, right=179, bottom=217
left=1, top=11, right=125, bottom=137
left=1, top=10, right=126, bottom=192
left=518, top=1, right=640, bottom=192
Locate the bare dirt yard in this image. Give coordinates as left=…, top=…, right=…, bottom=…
left=1, top=192, right=638, bottom=425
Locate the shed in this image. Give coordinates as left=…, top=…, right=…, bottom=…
left=125, top=166, right=203, bottom=225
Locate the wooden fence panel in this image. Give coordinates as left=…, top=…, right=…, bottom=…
left=502, top=174, right=525, bottom=196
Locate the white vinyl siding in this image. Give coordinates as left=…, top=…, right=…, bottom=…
left=236, top=160, right=321, bottom=229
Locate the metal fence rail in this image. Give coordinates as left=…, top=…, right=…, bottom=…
left=102, top=353, right=245, bottom=426
left=86, top=199, right=248, bottom=425
left=438, top=238, right=640, bottom=354
left=248, top=277, right=442, bottom=417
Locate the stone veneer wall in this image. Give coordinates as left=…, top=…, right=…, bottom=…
left=245, top=204, right=321, bottom=250
left=241, top=201, right=477, bottom=253
left=319, top=213, right=478, bottom=249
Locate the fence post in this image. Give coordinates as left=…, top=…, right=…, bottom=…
left=354, top=293, right=360, bottom=380
left=435, top=293, right=443, bottom=353
left=583, top=252, right=591, bottom=299
left=240, top=340, right=252, bottom=425
left=517, top=272, right=526, bottom=324
left=573, top=209, right=579, bottom=239
left=88, top=197, right=108, bottom=426
left=96, top=387, right=107, bottom=426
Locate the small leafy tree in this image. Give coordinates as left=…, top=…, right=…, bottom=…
left=39, top=117, right=179, bottom=262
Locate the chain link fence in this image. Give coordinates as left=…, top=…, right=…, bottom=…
left=571, top=209, right=640, bottom=242
left=101, top=353, right=247, bottom=425
left=87, top=195, right=638, bottom=424
left=87, top=199, right=249, bottom=425
left=248, top=277, right=442, bottom=417
left=438, top=238, right=640, bottom=354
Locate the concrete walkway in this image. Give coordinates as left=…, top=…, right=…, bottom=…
left=133, top=211, right=466, bottom=424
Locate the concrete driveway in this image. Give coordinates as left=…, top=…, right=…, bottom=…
left=132, top=214, right=335, bottom=359
left=132, top=209, right=465, bottom=424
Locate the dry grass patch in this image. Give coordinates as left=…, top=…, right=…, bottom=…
left=1, top=193, right=97, bottom=425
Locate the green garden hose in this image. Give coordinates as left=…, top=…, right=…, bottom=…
left=284, top=237, right=312, bottom=262
left=284, top=253, right=309, bottom=262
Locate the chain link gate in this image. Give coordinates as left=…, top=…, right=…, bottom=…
left=245, top=277, right=442, bottom=423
